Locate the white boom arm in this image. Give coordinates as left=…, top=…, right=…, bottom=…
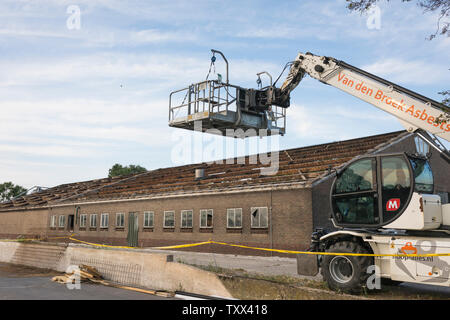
left=281, top=52, right=450, bottom=145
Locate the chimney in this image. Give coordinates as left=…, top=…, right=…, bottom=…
left=195, top=168, right=205, bottom=180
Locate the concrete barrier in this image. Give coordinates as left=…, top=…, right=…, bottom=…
left=0, top=241, right=233, bottom=298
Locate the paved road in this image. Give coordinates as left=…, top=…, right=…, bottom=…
left=0, top=263, right=177, bottom=300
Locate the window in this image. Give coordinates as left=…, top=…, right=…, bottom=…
left=200, top=209, right=213, bottom=228
left=80, top=214, right=87, bottom=228
left=251, top=207, right=268, bottom=228
left=164, top=211, right=175, bottom=228
left=116, top=213, right=125, bottom=227
left=181, top=210, right=193, bottom=228
left=381, top=157, right=411, bottom=190
left=90, top=214, right=97, bottom=227
left=381, top=156, right=412, bottom=223
left=409, top=157, right=433, bottom=194
left=143, top=211, right=154, bottom=228
left=58, top=215, right=65, bottom=227
left=334, top=195, right=378, bottom=224
left=332, top=158, right=379, bottom=225
left=50, top=215, right=57, bottom=228
left=334, top=159, right=374, bottom=194
left=100, top=213, right=109, bottom=228
left=414, top=136, right=429, bottom=156
left=227, top=208, right=242, bottom=228
left=332, top=154, right=416, bottom=227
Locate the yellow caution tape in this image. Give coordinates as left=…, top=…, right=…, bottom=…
left=68, top=237, right=136, bottom=250
left=153, top=241, right=214, bottom=250
left=207, top=241, right=450, bottom=258
left=0, top=238, right=39, bottom=242
left=2, top=236, right=450, bottom=258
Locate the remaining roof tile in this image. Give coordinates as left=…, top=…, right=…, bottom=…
left=0, top=130, right=408, bottom=210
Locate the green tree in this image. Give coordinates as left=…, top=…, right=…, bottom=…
left=0, top=182, right=27, bottom=202
left=108, top=164, right=147, bottom=178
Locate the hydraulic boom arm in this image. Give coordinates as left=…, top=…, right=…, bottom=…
left=281, top=52, right=450, bottom=140
left=276, top=52, right=450, bottom=158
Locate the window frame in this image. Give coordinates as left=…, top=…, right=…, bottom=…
left=333, top=158, right=376, bottom=195
left=143, top=211, right=154, bottom=228
left=90, top=214, right=97, bottom=228
left=164, top=211, right=175, bottom=228
left=250, top=207, right=269, bottom=228
left=80, top=214, right=87, bottom=228
left=380, top=155, right=413, bottom=224
left=58, top=215, right=65, bottom=228
left=330, top=153, right=416, bottom=229
left=181, top=210, right=193, bottom=228
left=409, top=156, right=434, bottom=194
left=50, top=215, right=57, bottom=228
left=199, top=209, right=213, bottom=228
left=227, top=208, right=243, bottom=228
left=100, top=213, right=109, bottom=229
left=116, top=212, right=125, bottom=228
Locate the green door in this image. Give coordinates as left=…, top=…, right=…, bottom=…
left=127, top=212, right=139, bottom=247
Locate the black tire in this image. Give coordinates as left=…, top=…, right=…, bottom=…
left=321, top=241, right=373, bottom=294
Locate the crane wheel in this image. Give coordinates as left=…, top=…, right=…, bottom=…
left=321, top=241, right=374, bottom=294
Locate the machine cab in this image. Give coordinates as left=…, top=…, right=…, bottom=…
left=330, top=153, right=434, bottom=229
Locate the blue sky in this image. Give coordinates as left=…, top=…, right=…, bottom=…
left=0, top=0, right=449, bottom=188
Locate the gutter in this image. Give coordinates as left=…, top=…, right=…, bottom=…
left=0, top=180, right=311, bottom=211
left=49, top=181, right=311, bottom=208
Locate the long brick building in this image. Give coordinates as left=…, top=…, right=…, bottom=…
left=0, top=131, right=448, bottom=255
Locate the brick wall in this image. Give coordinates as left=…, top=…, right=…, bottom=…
left=0, top=209, right=48, bottom=239
left=47, top=188, right=313, bottom=256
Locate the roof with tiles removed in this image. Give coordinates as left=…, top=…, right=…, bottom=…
left=0, top=130, right=409, bottom=210
left=0, top=176, right=124, bottom=210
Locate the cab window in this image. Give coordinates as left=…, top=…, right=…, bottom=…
left=409, top=158, right=433, bottom=194
left=332, top=158, right=378, bottom=225
left=334, top=195, right=379, bottom=225
left=381, top=156, right=412, bottom=223
left=334, top=159, right=374, bottom=194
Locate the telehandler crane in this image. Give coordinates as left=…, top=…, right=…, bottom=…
left=170, top=50, right=450, bottom=292
left=276, top=52, right=450, bottom=292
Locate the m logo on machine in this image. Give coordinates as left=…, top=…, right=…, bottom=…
left=386, top=198, right=400, bottom=211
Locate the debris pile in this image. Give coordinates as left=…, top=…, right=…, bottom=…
left=51, top=264, right=174, bottom=297
left=51, top=264, right=102, bottom=284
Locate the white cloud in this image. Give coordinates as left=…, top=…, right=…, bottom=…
left=0, top=28, right=76, bottom=38
left=0, top=99, right=172, bottom=146
left=287, top=103, right=399, bottom=143
left=0, top=144, right=90, bottom=158
left=0, top=52, right=279, bottom=90
left=129, top=29, right=197, bottom=43
left=362, top=58, right=450, bottom=85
